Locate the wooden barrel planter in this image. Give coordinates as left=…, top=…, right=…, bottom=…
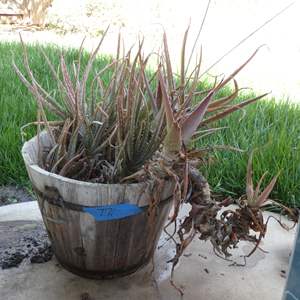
left=21, top=133, right=174, bottom=279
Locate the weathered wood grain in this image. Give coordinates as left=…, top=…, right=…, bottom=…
left=22, top=133, right=174, bottom=278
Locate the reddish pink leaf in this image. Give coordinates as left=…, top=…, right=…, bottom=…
left=181, top=88, right=216, bottom=144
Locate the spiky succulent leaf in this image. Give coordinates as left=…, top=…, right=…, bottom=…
left=256, top=173, right=280, bottom=207
left=181, top=88, right=216, bottom=144
left=245, top=153, right=280, bottom=208
left=16, top=29, right=265, bottom=183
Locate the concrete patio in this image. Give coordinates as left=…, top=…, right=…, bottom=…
left=0, top=201, right=297, bottom=300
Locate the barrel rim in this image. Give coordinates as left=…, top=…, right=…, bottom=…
left=27, top=164, right=152, bottom=188
left=21, top=133, right=167, bottom=189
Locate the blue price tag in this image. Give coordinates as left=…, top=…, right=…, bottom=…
left=83, top=203, right=143, bottom=221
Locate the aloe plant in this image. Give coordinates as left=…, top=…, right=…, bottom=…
left=13, top=28, right=266, bottom=182
left=14, top=32, right=167, bottom=182
left=245, top=151, right=280, bottom=208
left=14, top=29, right=297, bottom=295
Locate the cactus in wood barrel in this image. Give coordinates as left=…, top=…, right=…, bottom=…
left=13, top=27, right=295, bottom=295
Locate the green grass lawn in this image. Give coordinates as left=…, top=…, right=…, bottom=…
left=0, top=42, right=299, bottom=207
left=198, top=98, right=300, bottom=208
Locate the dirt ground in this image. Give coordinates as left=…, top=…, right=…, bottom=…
left=0, top=220, right=52, bottom=269
left=0, top=186, right=34, bottom=206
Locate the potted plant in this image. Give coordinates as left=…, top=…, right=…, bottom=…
left=15, top=28, right=290, bottom=284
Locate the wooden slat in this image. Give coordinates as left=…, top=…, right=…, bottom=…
left=21, top=132, right=174, bottom=278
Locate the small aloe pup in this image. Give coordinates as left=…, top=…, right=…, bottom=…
left=232, top=152, right=298, bottom=254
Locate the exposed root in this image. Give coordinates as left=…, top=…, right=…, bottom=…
left=170, top=278, right=184, bottom=298
left=130, top=149, right=298, bottom=297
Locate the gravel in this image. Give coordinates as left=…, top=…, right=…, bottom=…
left=0, top=220, right=53, bottom=269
